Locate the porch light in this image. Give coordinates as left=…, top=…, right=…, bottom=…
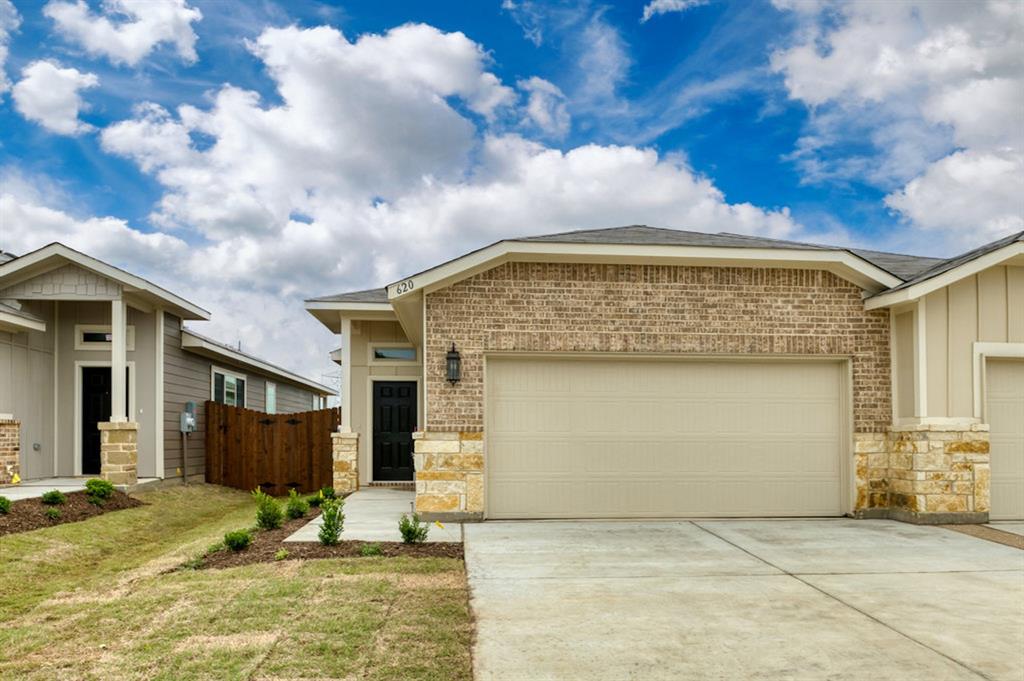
left=446, top=343, right=462, bottom=384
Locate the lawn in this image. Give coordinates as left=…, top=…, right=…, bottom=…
left=0, top=484, right=472, bottom=680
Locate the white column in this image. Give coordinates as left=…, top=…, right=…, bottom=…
left=110, top=298, right=128, bottom=422
left=339, top=315, right=352, bottom=432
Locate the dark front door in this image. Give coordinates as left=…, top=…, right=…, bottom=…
left=81, top=367, right=129, bottom=475
left=372, top=381, right=416, bottom=481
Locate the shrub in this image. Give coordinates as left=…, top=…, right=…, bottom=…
left=252, top=488, right=284, bottom=530
left=41, top=490, right=66, bottom=506
left=45, top=507, right=61, bottom=521
left=0, top=496, right=10, bottom=515
left=320, top=486, right=337, bottom=500
left=307, top=492, right=323, bottom=508
left=274, top=548, right=289, bottom=561
left=286, top=489, right=309, bottom=519
left=359, top=543, right=383, bottom=557
left=318, top=498, right=344, bottom=546
left=85, top=479, right=115, bottom=505
left=398, top=512, right=429, bottom=544
left=224, top=529, right=253, bottom=551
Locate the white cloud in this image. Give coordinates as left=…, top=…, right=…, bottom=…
left=518, top=76, right=570, bottom=137
left=43, top=0, right=202, bottom=67
left=641, top=0, right=709, bottom=23
left=12, top=60, right=99, bottom=135
left=771, top=0, right=1024, bottom=247
left=0, top=0, right=20, bottom=95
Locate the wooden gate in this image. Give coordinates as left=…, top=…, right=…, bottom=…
left=205, top=401, right=340, bottom=494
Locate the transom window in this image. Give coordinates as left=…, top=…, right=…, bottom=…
left=212, top=367, right=246, bottom=408
left=75, top=324, right=136, bottom=351
left=370, top=345, right=417, bottom=362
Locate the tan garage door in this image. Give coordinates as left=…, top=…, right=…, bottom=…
left=988, top=359, right=1024, bottom=521
left=486, top=357, right=846, bottom=519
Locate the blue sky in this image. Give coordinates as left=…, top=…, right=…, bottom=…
left=0, top=0, right=1021, bottom=380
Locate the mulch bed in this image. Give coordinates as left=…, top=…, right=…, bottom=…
left=196, top=509, right=464, bottom=570
left=0, top=490, right=144, bottom=537
left=941, top=524, right=1024, bottom=550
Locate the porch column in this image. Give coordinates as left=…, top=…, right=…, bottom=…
left=339, top=315, right=352, bottom=432
left=110, top=298, right=127, bottom=422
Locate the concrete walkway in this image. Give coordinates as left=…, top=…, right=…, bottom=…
left=467, top=519, right=1024, bottom=681
left=284, top=487, right=462, bottom=543
left=0, top=477, right=160, bottom=501
left=987, top=522, right=1024, bottom=537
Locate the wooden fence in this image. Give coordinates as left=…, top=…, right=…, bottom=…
left=205, top=401, right=340, bottom=494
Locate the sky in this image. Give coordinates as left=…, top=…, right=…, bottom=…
left=0, top=0, right=1021, bottom=387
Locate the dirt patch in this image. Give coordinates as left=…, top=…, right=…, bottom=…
left=0, top=490, right=144, bottom=537
left=193, top=511, right=463, bottom=570
left=941, top=524, right=1024, bottom=549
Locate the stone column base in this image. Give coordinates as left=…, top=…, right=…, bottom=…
left=413, top=431, right=484, bottom=522
left=0, top=418, right=20, bottom=485
left=331, top=432, right=359, bottom=494
left=99, top=421, right=138, bottom=487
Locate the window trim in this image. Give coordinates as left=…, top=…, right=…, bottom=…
left=265, top=381, right=277, bottom=414
left=367, top=342, right=419, bottom=365
left=74, top=324, right=136, bottom=352
left=211, top=365, right=248, bottom=408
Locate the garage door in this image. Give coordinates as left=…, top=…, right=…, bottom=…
left=988, top=359, right=1024, bottom=521
left=486, top=357, right=846, bottom=519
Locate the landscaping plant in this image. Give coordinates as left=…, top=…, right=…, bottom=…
left=252, top=487, right=284, bottom=530
left=41, top=490, right=66, bottom=506
left=223, top=529, right=253, bottom=551
left=0, top=495, right=10, bottom=515
left=318, top=498, right=344, bottom=546
left=285, top=489, right=309, bottom=519
left=85, top=479, right=115, bottom=505
left=45, top=507, right=61, bottom=521
left=274, top=548, right=289, bottom=561
left=359, top=543, right=383, bottom=557
left=308, top=486, right=335, bottom=507
left=398, top=512, right=429, bottom=544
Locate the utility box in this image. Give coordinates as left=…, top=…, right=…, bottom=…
left=180, top=401, right=197, bottom=433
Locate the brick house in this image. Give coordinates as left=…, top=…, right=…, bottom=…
left=306, top=226, right=1024, bottom=524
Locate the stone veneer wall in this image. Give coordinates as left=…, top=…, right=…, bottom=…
left=99, top=421, right=138, bottom=487
left=331, top=432, right=359, bottom=494
left=413, top=431, right=483, bottom=520
left=0, top=418, right=20, bottom=485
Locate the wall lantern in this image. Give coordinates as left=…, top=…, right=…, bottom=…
left=446, top=343, right=462, bottom=384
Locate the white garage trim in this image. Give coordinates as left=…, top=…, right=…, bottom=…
left=973, top=342, right=1024, bottom=420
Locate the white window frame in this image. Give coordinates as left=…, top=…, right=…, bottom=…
left=367, top=342, right=419, bottom=365
left=211, top=366, right=248, bottom=408
left=265, top=381, right=277, bottom=414
left=75, top=324, right=136, bottom=351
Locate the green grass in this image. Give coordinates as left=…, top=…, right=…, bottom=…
left=0, top=485, right=472, bottom=680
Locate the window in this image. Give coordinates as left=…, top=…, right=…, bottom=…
left=75, top=324, right=136, bottom=351
left=212, top=367, right=246, bottom=407
left=369, top=344, right=417, bottom=363
left=266, top=382, right=277, bottom=414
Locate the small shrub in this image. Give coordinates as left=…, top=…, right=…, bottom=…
left=318, top=498, right=344, bottom=546
left=85, top=479, right=115, bottom=505
left=41, top=490, right=66, bottom=506
left=398, top=512, right=429, bottom=544
left=286, top=489, right=309, bottom=519
left=223, top=529, right=253, bottom=551
left=45, top=507, right=61, bottom=521
left=252, top=488, right=284, bottom=530
left=0, top=496, right=10, bottom=515
left=320, top=486, right=337, bottom=500
left=359, top=543, right=383, bottom=557
left=307, top=493, right=323, bottom=508
left=274, top=548, right=289, bottom=561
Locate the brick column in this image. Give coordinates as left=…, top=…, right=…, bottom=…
left=0, top=417, right=20, bottom=485
left=99, top=421, right=138, bottom=487
left=331, top=432, right=359, bottom=494
left=413, top=431, right=484, bottom=522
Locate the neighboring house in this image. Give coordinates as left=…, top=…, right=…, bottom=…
left=0, top=243, right=334, bottom=487
left=306, top=226, right=1023, bottom=524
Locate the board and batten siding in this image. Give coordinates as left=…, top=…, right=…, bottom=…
left=922, top=265, right=1024, bottom=418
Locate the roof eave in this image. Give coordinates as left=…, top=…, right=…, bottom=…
left=303, top=300, right=396, bottom=333
left=0, top=311, right=47, bottom=334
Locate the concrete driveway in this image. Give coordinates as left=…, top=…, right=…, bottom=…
left=465, top=519, right=1024, bottom=680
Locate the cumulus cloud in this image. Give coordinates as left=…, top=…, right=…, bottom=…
left=0, top=0, right=19, bottom=94
left=43, top=0, right=202, bottom=66
left=641, top=0, right=709, bottom=23
left=12, top=60, right=99, bottom=135
left=771, top=0, right=1024, bottom=248
left=518, top=77, right=570, bottom=137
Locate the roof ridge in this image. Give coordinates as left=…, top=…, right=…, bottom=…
left=715, top=231, right=938, bottom=260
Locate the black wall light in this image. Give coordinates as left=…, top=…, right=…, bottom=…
left=446, top=343, right=462, bottom=384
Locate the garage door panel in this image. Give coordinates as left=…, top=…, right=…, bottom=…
left=486, top=358, right=845, bottom=519
left=988, top=360, right=1024, bottom=520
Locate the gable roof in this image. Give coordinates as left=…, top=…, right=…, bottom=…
left=306, top=288, right=388, bottom=304
left=0, top=243, right=210, bottom=320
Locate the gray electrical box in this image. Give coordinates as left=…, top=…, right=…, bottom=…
left=180, top=401, right=197, bottom=433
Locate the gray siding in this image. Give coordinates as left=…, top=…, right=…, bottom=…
left=278, top=382, right=316, bottom=413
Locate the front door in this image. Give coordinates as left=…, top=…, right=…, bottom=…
left=81, top=367, right=129, bottom=475
left=372, top=381, right=416, bottom=481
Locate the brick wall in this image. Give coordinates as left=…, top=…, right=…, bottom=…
left=424, top=262, right=892, bottom=433
left=0, top=419, right=19, bottom=485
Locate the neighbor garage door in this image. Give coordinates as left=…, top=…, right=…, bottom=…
left=486, top=357, right=846, bottom=519
left=988, top=359, right=1024, bottom=521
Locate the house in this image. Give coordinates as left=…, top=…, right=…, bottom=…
left=306, top=226, right=1024, bottom=524
left=0, top=243, right=335, bottom=488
